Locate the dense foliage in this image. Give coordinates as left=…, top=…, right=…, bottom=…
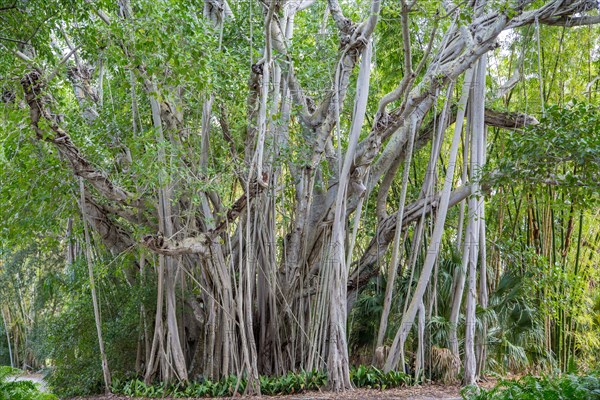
left=463, top=373, right=600, bottom=400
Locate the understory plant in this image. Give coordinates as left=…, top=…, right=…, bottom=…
left=462, top=372, right=600, bottom=400
left=113, top=366, right=410, bottom=397
left=0, top=367, right=57, bottom=400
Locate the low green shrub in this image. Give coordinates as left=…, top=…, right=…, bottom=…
left=113, top=365, right=409, bottom=397
left=350, top=365, right=411, bottom=389
left=0, top=366, right=57, bottom=400
left=462, top=372, right=600, bottom=400
left=259, top=370, right=327, bottom=395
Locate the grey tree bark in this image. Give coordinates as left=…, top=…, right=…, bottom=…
left=79, top=178, right=112, bottom=392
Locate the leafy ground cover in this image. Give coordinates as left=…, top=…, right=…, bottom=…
left=110, top=366, right=410, bottom=397
left=0, top=366, right=57, bottom=400
left=70, top=384, right=462, bottom=400
left=462, top=373, right=600, bottom=400
left=72, top=372, right=600, bottom=399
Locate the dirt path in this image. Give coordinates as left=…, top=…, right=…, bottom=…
left=69, top=384, right=463, bottom=400
left=6, top=372, right=48, bottom=391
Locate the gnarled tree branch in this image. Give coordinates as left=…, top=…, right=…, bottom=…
left=21, top=70, right=133, bottom=203
left=141, top=233, right=211, bottom=256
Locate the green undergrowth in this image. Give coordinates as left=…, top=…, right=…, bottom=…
left=0, top=366, right=57, bottom=400
left=112, top=365, right=411, bottom=397
left=462, top=372, right=600, bottom=400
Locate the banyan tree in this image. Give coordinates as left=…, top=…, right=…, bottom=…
left=1, top=0, right=599, bottom=394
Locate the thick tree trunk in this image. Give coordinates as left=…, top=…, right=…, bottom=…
left=464, top=55, right=487, bottom=386
left=327, top=38, right=373, bottom=392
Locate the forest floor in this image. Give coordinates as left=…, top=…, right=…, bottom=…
left=67, top=383, right=465, bottom=400
left=16, top=373, right=504, bottom=399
